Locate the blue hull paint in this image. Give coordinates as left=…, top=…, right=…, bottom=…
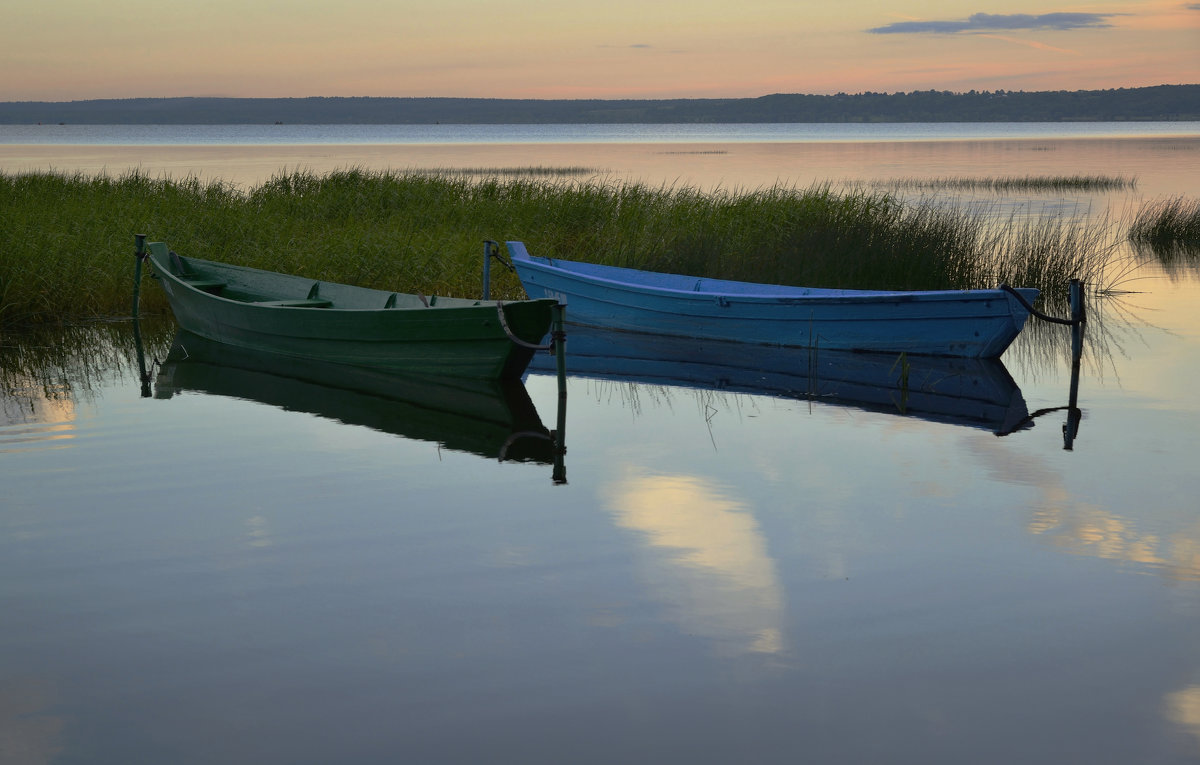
left=508, top=241, right=1038, bottom=359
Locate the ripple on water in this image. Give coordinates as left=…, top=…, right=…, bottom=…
left=1, top=380, right=78, bottom=453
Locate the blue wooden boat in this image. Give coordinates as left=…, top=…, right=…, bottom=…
left=507, top=241, right=1038, bottom=358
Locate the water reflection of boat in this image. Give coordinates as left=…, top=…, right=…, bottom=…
left=531, top=326, right=1030, bottom=432
left=156, top=332, right=558, bottom=463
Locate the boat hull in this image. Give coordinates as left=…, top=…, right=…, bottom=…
left=508, top=241, right=1037, bottom=358
left=148, top=244, right=557, bottom=379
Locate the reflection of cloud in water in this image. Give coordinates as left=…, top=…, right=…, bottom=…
left=1166, top=685, right=1200, bottom=755
left=603, top=467, right=784, bottom=655
left=966, top=437, right=1200, bottom=582
left=0, top=677, right=64, bottom=765
left=1027, top=498, right=1200, bottom=582
left=0, top=377, right=77, bottom=453
left=245, top=515, right=272, bottom=549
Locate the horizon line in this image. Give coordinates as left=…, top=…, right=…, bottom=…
left=4, top=84, right=1199, bottom=105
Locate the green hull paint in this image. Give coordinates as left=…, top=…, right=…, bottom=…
left=146, top=242, right=557, bottom=379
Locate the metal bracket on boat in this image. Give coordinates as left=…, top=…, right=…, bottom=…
left=1000, top=280, right=1086, bottom=327
left=494, top=301, right=555, bottom=351
left=132, top=233, right=148, bottom=320
left=996, top=279, right=1087, bottom=450
left=482, top=240, right=515, bottom=300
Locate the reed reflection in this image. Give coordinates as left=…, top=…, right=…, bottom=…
left=0, top=376, right=77, bottom=452
left=603, top=467, right=784, bottom=655
left=1133, top=242, right=1200, bottom=283
left=1, top=321, right=172, bottom=452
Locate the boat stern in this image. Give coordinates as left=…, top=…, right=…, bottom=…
left=979, top=286, right=1040, bottom=358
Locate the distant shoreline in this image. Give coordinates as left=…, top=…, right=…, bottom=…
left=1, top=85, right=1197, bottom=125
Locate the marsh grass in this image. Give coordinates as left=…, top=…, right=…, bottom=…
left=1129, top=197, right=1200, bottom=271
left=1, top=168, right=1123, bottom=327
left=875, top=175, right=1136, bottom=192
left=409, top=166, right=601, bottom=177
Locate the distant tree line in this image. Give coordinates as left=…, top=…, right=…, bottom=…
left=1, top=85, right=1197, bottom=124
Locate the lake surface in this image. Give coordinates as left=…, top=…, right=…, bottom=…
left=4, top=121, right=1198, bottom=145
left=3, top=125, right=1200, bottom=764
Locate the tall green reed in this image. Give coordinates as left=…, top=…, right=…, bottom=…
left=1, top=168, right=1124, bottom=328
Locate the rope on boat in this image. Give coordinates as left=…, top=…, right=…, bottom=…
left=994, top=404, right=1076, bottom=436
left=498, top=429, right=555, bottom=461
left=490, top=248, right=516, bottom=273
left=999, top=284, right=1084, bottom=327
left=495, top=300, right=556, bottom=350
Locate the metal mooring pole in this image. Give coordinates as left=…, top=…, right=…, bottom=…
left=551, top=302, right=568, bottom=485
left=132, top=234, right=152, bottom=397
left=483, top=240, right=497, bottom=300
left=132, top=233, right=148, bottom=319
left=1068, top=279, right=1086, bottom=328
left=1064, top=279, right=1086, bottom=449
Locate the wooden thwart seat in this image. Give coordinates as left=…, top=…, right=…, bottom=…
left=181, top=276, right=227, bottom=292
left=250, top=281, right=333, bottom=307
left=251, top=298, right=333, bottom=308
left=384, top=292, right=436, bottom=308
left=169, top=250, right=226, bottom=293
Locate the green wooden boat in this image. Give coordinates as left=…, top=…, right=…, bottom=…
left=145, top=241, right=558, bottom=379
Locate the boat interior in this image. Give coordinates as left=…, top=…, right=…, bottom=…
left=151, top=244, right=471, bottom=311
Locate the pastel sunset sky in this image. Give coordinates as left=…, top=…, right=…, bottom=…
left=3, top=0, right=1197, bottom=101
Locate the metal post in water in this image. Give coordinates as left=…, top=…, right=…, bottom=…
left=133, top=318, right=152, bottom=398
left=1064, top=280, right=1085, bottom=450
left=132, top=233, right=147, bottom=319
left=551, top=302, right=568, bottom=485
left=1069, top=279, right=1086, bottom=327
left=483, top=240, right=497, bottom=300
left=132, top=234, right=152, bottom=397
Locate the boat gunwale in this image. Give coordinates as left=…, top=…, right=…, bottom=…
left=506, top=241, right=1039, bottom=306
left=148, top=248, right=559, bottom=314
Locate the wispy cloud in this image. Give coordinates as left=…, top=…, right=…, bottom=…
left=974, top=34, right=1081, bottom=54
left=869, top=12, right=1118, bottom=34
left=1187, top=3, right=1200, bottom=9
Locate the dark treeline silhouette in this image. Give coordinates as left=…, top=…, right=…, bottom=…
left=2, top=85, right=1197, bottom=124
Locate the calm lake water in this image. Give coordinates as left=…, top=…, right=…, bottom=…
left=3, top=124, right=1200, bottom=764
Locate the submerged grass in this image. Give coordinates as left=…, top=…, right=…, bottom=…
left=1128, top=197, right=1200, bottom=281
left=409, top=166, right=602, bottom=177
left=874, top=175, right=1136, bottom=192
left=1129, top=196, right=1200, bottom=252
left=0, top=168, right=1122, bottom=328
